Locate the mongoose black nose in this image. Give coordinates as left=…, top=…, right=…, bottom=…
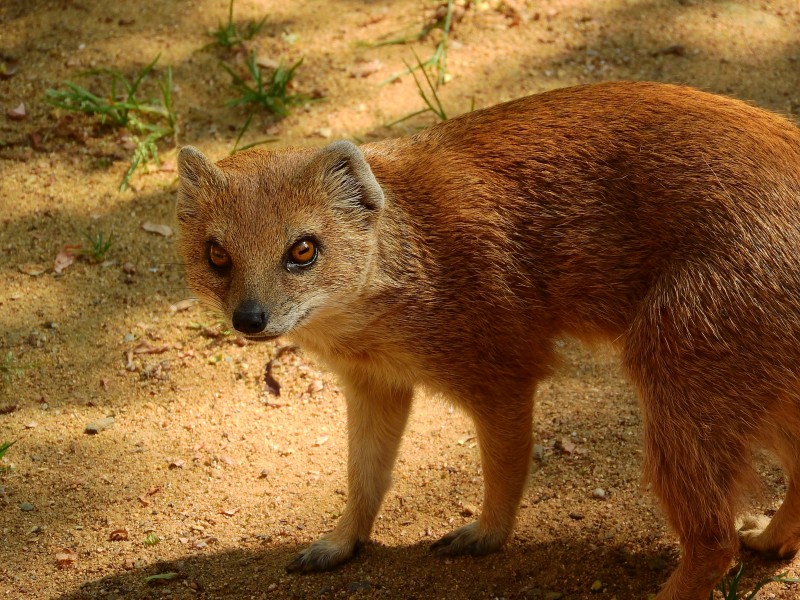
left=232, top=300, right=269, bottom=334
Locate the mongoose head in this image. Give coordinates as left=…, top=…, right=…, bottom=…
left=176, top=141, right=385, bottom=340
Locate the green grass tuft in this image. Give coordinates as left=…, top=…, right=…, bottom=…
left=209, top=0, right=266, bottom=50
left=224, top=51, right=305, bottom=118
left=711, top=563, right=800, bottom=599
left=387, top=49, right=457, bottom=128
left=79, top=230, right=114, bottom=262
left=0, top=440, right=15, bottom=461
left=45, top=55, right=177, bottom=191
left=379, top=0, right=454, bottom=87
left=0, top=352, right=22, bottom=382
left=229, top=113, right=279, bottom=154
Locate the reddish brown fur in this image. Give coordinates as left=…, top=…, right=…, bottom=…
left=176, top=81, right=800, bottom=600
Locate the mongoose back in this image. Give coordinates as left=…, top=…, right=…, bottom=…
left=177, top=81, right=800, bottom=600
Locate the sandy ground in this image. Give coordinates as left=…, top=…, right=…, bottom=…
left=2, top=0, right=800, bottom=598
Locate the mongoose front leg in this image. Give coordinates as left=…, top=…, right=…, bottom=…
left=432, top=395, right=534, bottom=556
left=286, top=374, right=413, bottom=572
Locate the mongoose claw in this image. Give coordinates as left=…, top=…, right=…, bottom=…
left=430, top=522, right=504, bottom=557
left=285, top=538, right=361, bottom=573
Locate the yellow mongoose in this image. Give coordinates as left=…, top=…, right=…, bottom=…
left=177, top=81, right=800, bottom=600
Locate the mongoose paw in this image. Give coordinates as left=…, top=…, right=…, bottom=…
left=285, top=538, right=362, bottom=573
left=430, top=521, right=505, bottom=557
left=737, top=515, right=798, bottom=560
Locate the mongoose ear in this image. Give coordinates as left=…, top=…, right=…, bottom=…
left=312, top=141, right=385, bottom=213
left=176, top=146, right=227, bottom=223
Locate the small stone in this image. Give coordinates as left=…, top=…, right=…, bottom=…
left=347, top=581, right=371, bottom=592
left=590, top=579, right=602, bottom=592
left=533, top=444, right=545, bottom=460
left=170, top=298, right=196, bottom=313
left=122, top=262, right=136, bottom=275
left=461, top=503, right=478, bottom=517
left=569, top=512, right=584, bottom=520
left=660, top=44, right=686, bottom=57
left=20, top=502, right=35, bottom=512
left=592, top=487, right=607, bottom=499
left=141, top=222, right=172, bottom=237
left=85, top=416, right=115, bottom=434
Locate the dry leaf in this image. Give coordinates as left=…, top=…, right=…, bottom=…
left=556, top=437, right=576, bottom=455
left=256, top=55, right=280, bottom=69
left=169, top=459, right=185, bottom=469
left=313, top=436, right=329, bottom=447
left=7, top=102, right=26, bottom=121
left=133, top=342, right=170, bottom=355
left=457, top=435, right=476, bottom=446
left=220, top=507, right=239, bottom=517
left=55, top=548, right=77, bottom=568
left=170, top=298, right=197, bottom=313
left=142, top=221, right=173, bottom=237
left=18, top=263, right=46, bottom=276
left=0, top=59, right=18, bottom=80
left=191, top=536, right=218, bottom=549
left=349, top=59, right=383, bottom=78
left=146, top=572, right=180, bottom=586
left=54, top=245, right=79, bottom=274
left=263, top=345, right=297, bottom=397
left=109, top=528, right=129, bottom=541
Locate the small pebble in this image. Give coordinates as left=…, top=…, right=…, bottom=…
left=533, top=444, right=545, bottom=460
left=85, top=416, right=115, bottom=435
left=347, top=581, right=371, bottom=592
left=592, top=487, right=606, bottom=499
left=20, top=502, right=35, bottom=512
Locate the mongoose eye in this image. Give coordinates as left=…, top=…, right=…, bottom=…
left=288, top=239, right=317, bottom=267
left=208, top=243, right=231, bottom=269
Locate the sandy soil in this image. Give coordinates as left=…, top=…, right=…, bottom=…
left=2, top=1, right=800, bottom=598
